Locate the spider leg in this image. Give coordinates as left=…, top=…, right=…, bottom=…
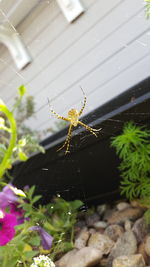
left=48, top=98, right=69, bottom=121
left=79, top=87, right=87, bottom=116
left=57, top=124, right=73, bottom=154
left=50, top=108, right=68, bottom=121
left=90, top=127, right=102, bottom=132
left=65, top=124, right=73, bottom=154
left=78, top=121, right=101, bottom=137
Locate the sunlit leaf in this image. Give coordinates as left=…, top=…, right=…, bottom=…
left=18, top=85, right=26, bottom=97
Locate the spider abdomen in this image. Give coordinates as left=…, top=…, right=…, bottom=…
left=68, top=109, right=79, bottom=126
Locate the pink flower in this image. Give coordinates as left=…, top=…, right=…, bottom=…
left=10, top=203, right=26, bottom=225
left=0, top=185, right=26, bottom=224
left=0, top=212, right=17, bottom=246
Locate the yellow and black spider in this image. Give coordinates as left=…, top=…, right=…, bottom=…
left=49, top=88, right=101, bottom=154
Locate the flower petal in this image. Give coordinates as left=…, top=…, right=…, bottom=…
left=29, top=226, right=53, bottom=250
left=0, top=213, right=17, bottom=246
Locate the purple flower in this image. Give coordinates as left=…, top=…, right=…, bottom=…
left=23, top=185, right=30, bottom=192
left=0, top=184, right=18, bottom=209
left=29, top=226, right=53, bottom=250
left=0, top=211, right=17, bottom=246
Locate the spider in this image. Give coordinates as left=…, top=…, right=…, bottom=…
left=49, top=88, right=101, bottom=154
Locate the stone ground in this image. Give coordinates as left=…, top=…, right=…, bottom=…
left=55, top=200, right=150, bottom=267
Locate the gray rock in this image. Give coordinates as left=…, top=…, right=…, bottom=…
left=74, top=229, right=90, bottom=249
left=93, top=221, right=108, bottom=230
left=97, top=204, right=109, bottom=217
left=75, top=220, right=86, bottom=229
left=88, top=228, right=96, bottom=234
left=100, top=257, right=109, bottom=267
left=103, top=208, right=116, bottom=221
left=112, top=254, right=145, bottom=267
left=85, top=213, right=100, bottom=227
left=104, top=224, right=124, bottom=242
left=124, top=220, right=133, bottom=231
left=107, top=208, right=143, bottom=225
left=56, top=247, right=102, bottom=267
left=138, top=242, right=150, bottom=265
left=132, top=217, right=150, bottom=243
left=88, top=232, right=114, bottom=255
left=55, top=249, right=77, bottom=267
left=144, top=235, right=150, bottom=257
left=116, top=202, right=131, bottom=211
left=130, top=199, right=150, bottom=210
left=108, top=230, right=137, bottom=265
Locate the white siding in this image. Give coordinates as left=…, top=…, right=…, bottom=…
left=0, top=0, right=149, bottom=138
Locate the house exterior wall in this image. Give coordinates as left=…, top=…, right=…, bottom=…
left=0, top=0, right=149, bottom=138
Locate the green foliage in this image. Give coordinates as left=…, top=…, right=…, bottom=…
left=145, top=0, right=150, bottom=17
left=18, top=85, right=26, bottom=97
left=111, top=121, right=150, bottom=200
left=45, top=197, right=83, bottom=259
left=0, top=86, right=44, bottom=180
left=0, top=186, right=83, bottom=266
left=0, top=99, right=17, bottom=179
left=22, top=188, right=83, bottom=260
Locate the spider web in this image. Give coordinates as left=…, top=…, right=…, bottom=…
left=0, top=1, right=149, bottom=207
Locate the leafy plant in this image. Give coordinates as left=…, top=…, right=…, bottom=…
left=0, top=98, right=17, bottom=179
left=45, top=197, right=83, bottom=260
left=145, top=0, right=150, bottom=17
left=0, top=185, right=83, bottom=266
left=21, top=188, right=83, bottom=261
left=0, top=85, right=44, bottom=180
left=111, top=121, right=150, bottom=200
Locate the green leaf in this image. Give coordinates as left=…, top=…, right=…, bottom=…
left=18, top=151, right=28, bottom=161
left=18, top=138, right=26, bottom=147
left=70, top=200, right=83, bottom=210
left=18, top=85, right=26, bottom=97
left=28, top=185, right=35, bottom=199
left=29, top=236, right=41, bottom=246
left=23, top=250, right=38, bottom=259
left=32, top=195, right=42, bottom=204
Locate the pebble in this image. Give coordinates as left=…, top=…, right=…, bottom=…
left=103, top=208, right=116, bottom=221
left=55, top=249, right=77, bottom=267
left=144, top=235, right=150, bottom=257
left=104, top=224, right=124, bottom=242
left=108, top=230, right=137, bottom=265
left=138, top=242, right=150, bottom=265
left=116, top=202, right=131, bottom=211
left=112, top=254, right=145, bottom=267
left=100, top=257, right=109, bottom=267
left=93, top=221, right=108, bottom=230
left=131, top=200, right=149, bottom=209
left=74, top=229, right=90, bottom=249
left=132, top=217, right=150, bottom=243
left=124, top=220, right=133, bottom=231
left=107, top=208, right=144, bottom=225
left=85, top=213, right=100, bottom=227
left=97, top=204, right=109, bottom=217
left=56, top=247, right=103, bottom=267
left=88, top=228, right=96, bottom=234
left=75, top=220, right=86, bottom=229
left=88, top=232, right=114, bottom=255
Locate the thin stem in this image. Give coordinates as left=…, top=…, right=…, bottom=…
left=0, top=101, right=17, bottom=179
left=22, top=261, right=27, bottom=267
left=70, top=226, right=74, bottom=246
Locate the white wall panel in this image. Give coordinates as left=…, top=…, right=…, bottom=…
left=0, top=0, right=149, bottom=139
left=25, top=30, right=150, bottom=130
